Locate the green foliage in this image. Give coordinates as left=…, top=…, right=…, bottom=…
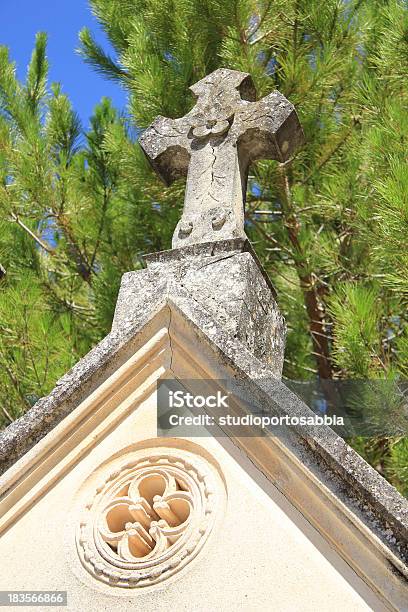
left=0, top=32, right=175, bottom=423
left=0, top=273, right=76, bottom=421
left=0, top=1, right=407, bottom=495
left=386, top=438, right=408, bottom=497
left=328, top=284, right=384, bottom=377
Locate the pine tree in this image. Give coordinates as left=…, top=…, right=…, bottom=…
left=0, top=33, right=177, bottom=422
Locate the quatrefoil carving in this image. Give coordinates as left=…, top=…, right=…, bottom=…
left=192, top=119, right=230, bottom=139
left=99, top=471, right=193, bottom=561
left=76, top=446, right=225, bottom=588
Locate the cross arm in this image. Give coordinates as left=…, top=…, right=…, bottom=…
left=231, top=91, right=304, bottom=164
left=139, top=116, right=191, bottom=186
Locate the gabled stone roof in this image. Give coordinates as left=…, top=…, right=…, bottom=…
left=0, top=239, right=407, bottom=604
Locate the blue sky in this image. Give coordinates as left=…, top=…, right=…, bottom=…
left=0, top=0, right=127, bottom=127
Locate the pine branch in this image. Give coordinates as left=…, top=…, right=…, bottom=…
left=299, top=123, right=357, bottom=186
left=284, top=359, right=318, bottom=375
left=78, top=28, right=129, bottom=83
left=25, top=32, right=48, bottom=113
left=249, top=216, right=294, bottom=257
left=0, top=347, right=30, bottom=408
left=277, top=164, right=333, bottom=378
left=50, top=210, right=92, bottom=284
left=10, top=213, right=55, bottom=254
left=249, top=29, right=275, bottom=46
left=90, top=185, right=110, bottom=270
left=1, top=404, right=14, bottom=424
left=248, top=0, right=273, bottom=39
left=22, top=304, right=45, bottom=394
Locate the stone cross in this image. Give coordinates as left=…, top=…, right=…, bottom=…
left=140, top=68, right=304, bottom=248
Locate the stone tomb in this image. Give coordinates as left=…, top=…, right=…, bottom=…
left=0, top=69, right=407, bottom=611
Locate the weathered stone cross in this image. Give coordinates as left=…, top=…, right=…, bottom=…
left=140, top=68, right=304, bottom=248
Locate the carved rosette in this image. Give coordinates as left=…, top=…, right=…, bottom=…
left=76, top=447, right=223, bottom=588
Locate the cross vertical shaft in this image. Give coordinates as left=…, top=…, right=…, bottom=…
left=140, top=68, right=304, bottom=248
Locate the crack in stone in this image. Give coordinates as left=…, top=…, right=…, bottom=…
left=193, top=144, right=220, bottom=208
left=209, top=143, right=221, bottom=204
left=195, top=252, right=238, bottom=271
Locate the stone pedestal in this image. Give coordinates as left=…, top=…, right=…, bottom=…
left=112, top=238, right=286, bottom=376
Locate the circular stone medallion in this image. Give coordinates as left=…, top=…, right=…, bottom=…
left=76, top=444, right=225, bottom=588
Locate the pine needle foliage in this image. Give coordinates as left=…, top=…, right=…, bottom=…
left=0, top=32, right=178, bottom=424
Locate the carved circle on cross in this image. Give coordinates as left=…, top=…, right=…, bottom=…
left=192, top=119, right=230, bottom=139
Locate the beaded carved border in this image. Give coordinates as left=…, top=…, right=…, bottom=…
left=76, top=447, right=223, bottom=588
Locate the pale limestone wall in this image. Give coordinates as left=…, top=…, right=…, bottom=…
left=0, top=389, right=385, bottom=612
